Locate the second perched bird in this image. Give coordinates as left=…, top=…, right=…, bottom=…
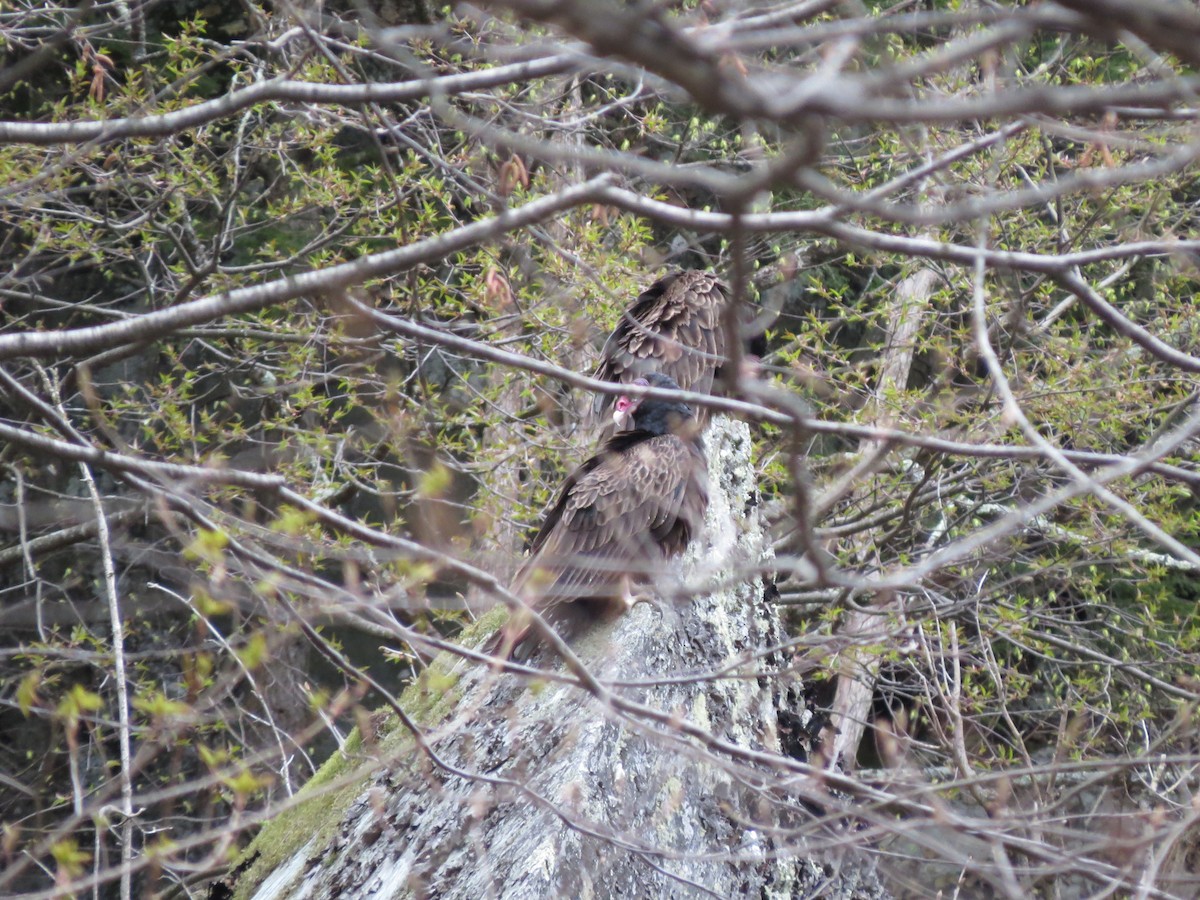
left=495, top=373, right=709, bottom=659
left=592, top=269, right=766, bottom=430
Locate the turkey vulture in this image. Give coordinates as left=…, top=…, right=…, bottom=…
left=592, top=269, right=766, bottom=429
left=494, top=373, right=708, bottom=659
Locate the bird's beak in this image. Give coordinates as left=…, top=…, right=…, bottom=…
left=612, top=395, right=635, bottom=431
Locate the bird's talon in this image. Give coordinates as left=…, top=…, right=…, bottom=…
left=625, top=592, right=664, bottom=618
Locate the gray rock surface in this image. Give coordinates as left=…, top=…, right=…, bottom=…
left=233, top=417, right=889, bottom=900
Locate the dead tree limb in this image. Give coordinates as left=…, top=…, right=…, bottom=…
left=218, top=417, right=889, bottom=899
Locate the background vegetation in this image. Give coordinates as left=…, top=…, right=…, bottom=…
left=1, top=0, right=1199, bottom=896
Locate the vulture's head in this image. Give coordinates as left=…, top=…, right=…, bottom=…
left=612, top=373, right=697, bottom=436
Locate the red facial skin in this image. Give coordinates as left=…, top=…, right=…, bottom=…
left=612, top=394, right=637, bottom=431
left=612, top=377, right=653, bottom=432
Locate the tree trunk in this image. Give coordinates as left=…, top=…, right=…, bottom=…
left=824, top=264, right=937, bottom=774
left=218, top=417, right=889, bottom=899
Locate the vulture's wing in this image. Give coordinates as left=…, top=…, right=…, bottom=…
left=514, top=433, right=708, bottom=608
left=592, top=270, right=727, bottom=422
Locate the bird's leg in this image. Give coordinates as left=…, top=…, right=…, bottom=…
left=620, top=574, right=662, bottom=616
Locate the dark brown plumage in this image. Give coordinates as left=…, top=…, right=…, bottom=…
left=592, top=270, right=729, bottom=428
left=496, top=374, right=708, bottom=658
left=592, top=270, right=774, bottom=431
